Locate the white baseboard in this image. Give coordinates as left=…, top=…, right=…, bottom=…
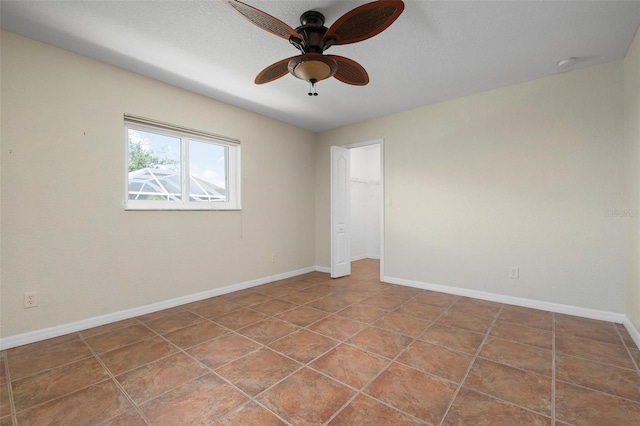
left=623, top=317, right=640, bottom=349
left=0, top=266, right=316, bottom=351
left=4, top=268, right=637, bottom=351
left=383, top=275, right=627, bottom=324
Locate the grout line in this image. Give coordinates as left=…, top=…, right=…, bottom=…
left=77, top=333, right=153, bottom=426
left=319, top=342, right=409, bottom=424
left=225, top=278, right=432, bottom=424
left=2, top=352, right=18, bottom=426
left=75, top=319, right=142, bottom=340
left=321, top=392, right=359, bottom=425
left=471, top=353, right=553, bottom=378
left=554, top=377, right=640, bottom=405
left=171, top=317, right=357, bottom=426
left=14, top=378, right=119, bottom=421
left=147, top=327, right=296, bottom=425
left=437, top=304, right=504, bottom=426
left=552, top=351, right=640, bottom=372
left=9, top=356, right=148, bottom=424
left=478, top=332, right=553, bottom=352
left=203, top=363, right=295, bottom=426
left=614, top=325, right=640, bottom=372
left=4, top=353, right=97, bottom=384
left=215, top=398, right=293, bottom=426
left=103, top=318, right=259, bottom=421
left=324, top=299, right=456, bottom=424
left=8, top=263, right=638, bottom=425
left=459, top=386, right=556, bottom=419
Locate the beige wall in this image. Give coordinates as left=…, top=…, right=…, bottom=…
left=625, top=27, right=640, bottom=330
left=317, top=61, right=626, bottom=312
left=0, top=31, right=316, bottom=338
left=1, top=27, right=636, bottom=341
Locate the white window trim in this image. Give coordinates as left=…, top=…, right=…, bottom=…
left=124, top=115, right=241, bottom=211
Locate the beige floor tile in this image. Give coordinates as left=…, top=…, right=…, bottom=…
left=215, top=348, right=300, bottom=396
left=99, top=336, right=178, bottom=376
left=555, top=381, right=640, bottom=425
left=163, top=320, right=227, bottom=349
left=490, top=320, right=552, bottom=350
left=84, top=324, right=156, bottom=354
left=556, top=334, right=636, bottom=369
left=275, top=306, right=329, bottom=326
left=307, top=315, right=367, bottom=341
left=116, top=352, right=209, bottom=404
left=4, top=260, right=638, bottom=425
left=236, top=318, right=300, bottom=345
left=347, top=326, right=413, bottom=359
left=12, top=357, right=109, bottom=412
left=329, top=393, right=424, bottom=425
left=479, top=337, right=552, bottom=376
left=311, top=343, right=388, bottom=389
left=464, top=358, right=552, bottom=415
left=398, top=340, right=473, bottom=383
left=218, top=402, right=286, bottom=425
left=212, top=308, right=268, bottom=330
left=187, top=333, right=260, bottom=370
left=257, top=368, right=354, bottom=425
left=366, top=362, right=457, bottom=424
left=269, top=330, right=338, bottom=363
left=556, top=354, right=640, bottom=401
left=16, top=380, right=132, bottom=425
left=420, top=323, right=485, bottom=355
left=442, top=387, right=551, bottom=425
left=140, top=374, right=247, bottom=424
left=8, top=339, right=93, bottom=380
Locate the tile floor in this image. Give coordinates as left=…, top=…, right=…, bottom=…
left=2, top=259, right=640, bottom=425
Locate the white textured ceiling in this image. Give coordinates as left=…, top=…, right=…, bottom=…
left=1, top=1, right=639, bottom=132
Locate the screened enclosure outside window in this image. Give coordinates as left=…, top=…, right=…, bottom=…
left=125, top=116, right=240, bottom=210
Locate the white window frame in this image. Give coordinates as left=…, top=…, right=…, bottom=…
left=124, top=115, right=241, bottom=211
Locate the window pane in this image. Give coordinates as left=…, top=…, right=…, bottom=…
left=188, top=139, right=227, bottom=203
left=128, top=129, right=181, bottom=201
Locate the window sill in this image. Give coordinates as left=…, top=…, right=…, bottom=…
left=124, top=204, right=242, bottom=211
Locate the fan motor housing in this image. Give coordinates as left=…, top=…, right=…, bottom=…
left=294, top=11, right=329, bottom=53
left=300, top=10, right=324, bottom=26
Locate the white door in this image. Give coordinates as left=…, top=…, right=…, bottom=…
left=331, top=146, right=351, bottom=278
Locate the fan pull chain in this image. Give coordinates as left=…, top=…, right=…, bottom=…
left=308, top=79, right=319, bottom=96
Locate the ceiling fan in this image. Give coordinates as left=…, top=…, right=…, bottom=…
left=224, top=0, right=405, bottom=95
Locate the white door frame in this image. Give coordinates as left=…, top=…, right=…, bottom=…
left=330, top=139, right=384, bottom=281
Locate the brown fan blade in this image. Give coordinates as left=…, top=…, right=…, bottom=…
left=225, top=0, right=300, bottom=41
left=328, top=55, right=369, bottom=86
left=324, top=0, right=404, bottom=46
left=255, top=56, right=296, bottom=84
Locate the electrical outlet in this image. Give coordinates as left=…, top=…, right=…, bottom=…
left=271, top=253, right=277, bottom=263
left=510, top=267, right=519, bottom=279
left=24, top=292, right=38, bottom=308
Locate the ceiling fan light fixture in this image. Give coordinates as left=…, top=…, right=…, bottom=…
left=288, top=53, right=337, bottom=82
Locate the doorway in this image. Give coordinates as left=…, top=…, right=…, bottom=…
left=330, top=140, right=383, bottom=280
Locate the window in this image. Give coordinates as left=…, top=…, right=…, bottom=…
left=124, top=115, right=240, bottom=210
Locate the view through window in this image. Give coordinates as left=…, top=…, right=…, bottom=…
left=125, top=118, right=240, bottom=210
